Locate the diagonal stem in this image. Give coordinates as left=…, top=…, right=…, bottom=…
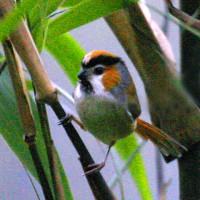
left=50, top=100, right=116, bottom=200
left=164, top=0, right=200, bottom=31
left=179, top=1, right=200, bottom=199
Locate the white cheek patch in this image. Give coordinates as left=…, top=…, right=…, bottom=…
left=74, top=83, right=83, bottom=100
left=90, top=75, right=104, bottom=93
left=90, top=75, right=114, bottom=99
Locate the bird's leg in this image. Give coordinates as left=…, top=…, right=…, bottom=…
left=84, top=142, right=115, bottom=175
left=57, top=114, right=86, bottom=130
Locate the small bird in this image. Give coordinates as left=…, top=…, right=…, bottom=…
left=74, top=50, right=186, bottom=174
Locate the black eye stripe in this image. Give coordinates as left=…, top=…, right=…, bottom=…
left=82, top=55, right=121, bottom=69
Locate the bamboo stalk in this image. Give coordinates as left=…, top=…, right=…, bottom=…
left=105, top=3, right=200, bottom=158
left=36, top=103, right=66, bottom=199
left=3, top=40, right=36, bottom=138
left=28, top=142, right=54, bottom=200
left=3, top=40, right=54, bottom=200
left=179, top=1, right=200, bottom=199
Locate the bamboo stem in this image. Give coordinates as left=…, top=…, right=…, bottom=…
left=36, top=103, right=66, bottom=199
left=3, top=40, right=36, bottom=138
left=105, top=3, right=200, bottom=157
left=179, top=1, right=200, bottom=199
left=3, top=40, right=54, bottom=200
left=28, top=142, right=54, bottom=200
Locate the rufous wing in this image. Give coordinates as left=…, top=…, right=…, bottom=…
left=135, top=118, right=187, bottom=157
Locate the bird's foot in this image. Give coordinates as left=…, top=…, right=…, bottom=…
left=84, top=162, right=105, bottom=176
left=57, top=114, right=72, bottom=125
left=57, top=114, right=86, bottom=130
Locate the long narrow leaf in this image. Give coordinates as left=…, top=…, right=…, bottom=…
left=27, top=0, right=64, bottom=52
left=45, top=33, right=85, bottom=85
left=61, top=0, right=84, bottom=8
left=115, top=135, right=153, bottom=200
left=27, top=1, right=49, bottom=52
left=0, top=68, right=73, bottom=199
left=47, top=0, right=65, bottom=15
left=0, top=0, right=42, bottom=41
left=47, top=0, right=138, bottom=39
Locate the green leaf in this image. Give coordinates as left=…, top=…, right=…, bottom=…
left=0, top=0, right=65, bottom=44
left=47, top=0, right=127, bottom=39
left=31, top=19, right=49, bottom=53
left=0, top=0, right=42, bottom=42
left=25, top=78, right=34, bottom=92
left=27, top=5, right=41, bottom=30
left=115, top=135, right=153, bottom=200
left=27, top=1, right=49, bottom=52
left=45, top=33, right=85, bottom=85
left=61, top=0, right=84, bottom=8
left=0, top=52, right=5, bottom=63
left=26, top=0, right=65, bottom=52
left=0, top=68, right=73, bottom=199
left=47, top=0, right=65, bottom=15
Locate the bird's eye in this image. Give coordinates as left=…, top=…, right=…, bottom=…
left=94, top=67, right=104, bottom=75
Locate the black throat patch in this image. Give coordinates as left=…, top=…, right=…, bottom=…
left=80, top=80, right=94, bottom=94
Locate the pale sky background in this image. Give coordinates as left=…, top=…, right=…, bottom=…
left=0, top=0, right=180, bottom=199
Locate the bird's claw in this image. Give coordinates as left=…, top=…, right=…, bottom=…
left=83, top=162, right=105, bottom=176
left=57, top=114, right=86, bottom=131
left=57, top=114, right=72, bottom=125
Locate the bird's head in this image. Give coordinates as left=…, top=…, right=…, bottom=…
left=78, top=50, right=123, bottom=93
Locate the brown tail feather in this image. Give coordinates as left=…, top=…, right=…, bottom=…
left=135, top=118, right=187, bottom=157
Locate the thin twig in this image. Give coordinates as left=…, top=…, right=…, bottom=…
left=24, top=167, right=41, bottom=200
left=156, top=150, right=164, bottom=200
left=3, top=40, right=54, bottom=200
left=109, top=141, right=146, bottom=189
left=164, top=0, right=200, bottom=31
left=28, top=142, right=54, bottom=200
left=162, top=2, right=170, bottom=35
left=146, top=3, right=200, bottom=38
left=53, top=83, right=75, bottom=104
left=110, top=150, right=125, bottom=200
